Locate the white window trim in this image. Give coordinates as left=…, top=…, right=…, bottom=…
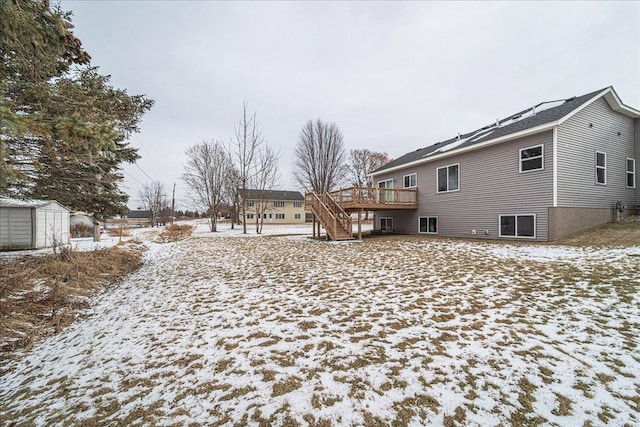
left=418, top=216, right=438, bottom=234
left=626, top=157, right=636, bottom=189
left=595, top=151, right=607, bottom=185
left=498, top=214, right=536, bottom=239
left=403, top=173, right=417, bottom=188
left=519, top=144, right=544, bottom=173
left=436, top=163, right=460, bottom=193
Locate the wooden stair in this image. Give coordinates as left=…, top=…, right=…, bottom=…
left=306, top=192, right=353, bottom=240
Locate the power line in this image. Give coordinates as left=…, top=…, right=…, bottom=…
left=134, top=162, right=154, bottom=182
left=123, top=169, right=146, bottom=187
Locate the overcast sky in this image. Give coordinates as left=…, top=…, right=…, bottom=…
left=60, top=0, right=639, bottom=211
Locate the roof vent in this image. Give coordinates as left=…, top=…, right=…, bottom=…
left=532, top=105, right=536, bottom=115
left=495, top=118, right=500, bottom=127
left=457, top=133, right=461, bottom=140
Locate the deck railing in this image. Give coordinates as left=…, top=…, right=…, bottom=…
left=329, top=186, right=417, bottom=207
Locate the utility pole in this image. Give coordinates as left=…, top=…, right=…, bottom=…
left=171, top=182, right=176, bottom=226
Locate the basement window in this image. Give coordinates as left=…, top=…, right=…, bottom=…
left=418, top=217, right=438, bottom=234
left=499, top=214, right=535, bottom=238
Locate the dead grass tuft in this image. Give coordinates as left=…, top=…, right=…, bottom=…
left=0, top=245, right=143, bottom=354
left=157, top=224, right=194, bottom=242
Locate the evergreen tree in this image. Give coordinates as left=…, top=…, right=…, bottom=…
left=1, top=0, right=153, bottom=219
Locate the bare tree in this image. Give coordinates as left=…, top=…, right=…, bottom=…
left=251, top=145, right=281, bottom=234
left=138, top=181, right=168, bottom=227
left=231, top=101, right=263, bottom=234
left=293, top=119, right=347, bottom=194
left=224, top=165, right=242, bottom=229
left=348, top=149, right=393, bottom=187
left=348, top=149, right=393, bottom=220
left=182, top=139, right=231, bottom=232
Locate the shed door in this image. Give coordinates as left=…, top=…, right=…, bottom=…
left=0, top=208, right=33, bottom=249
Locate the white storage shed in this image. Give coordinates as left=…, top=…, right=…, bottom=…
left=0, top=199, right=70, bottom=250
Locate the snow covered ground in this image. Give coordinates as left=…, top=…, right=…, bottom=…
left=1, top=223, right=638, bottom=426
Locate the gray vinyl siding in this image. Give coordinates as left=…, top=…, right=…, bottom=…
left=375, top=131, right=553, bottom=240
left=0, top=208, right=33, bottom=249
left=557, top=97, right=637, bottom=208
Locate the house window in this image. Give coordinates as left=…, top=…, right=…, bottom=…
left=403, top=173, right=417, bottom=188
left=294, top=213, right=301, bottom=219
left=499, top=214, right=535, bottom=238
left=293, top=201, right=303, bottom=208
left=595, top=151, right=606, bottom=185
left=247, top=200, right=254, bottom=208
left=275, top=213, right=285, bottom=219
left=437, top=164, right=459, bottom=193
left=273, top=201, right=285, bottom=208
left=246, top=213, right=254, bottom=219
left=418, top=217, right=438, bottom=234
left=627, top=158, right=636, bottom=188
left=519, top=145, right=543, bottom=172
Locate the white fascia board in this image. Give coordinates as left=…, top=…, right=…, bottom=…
left=559, top=87, right=640, bottom=124
left=603, top=90, right=640, bottom=117
left=370, top=121, right=559, bottom=177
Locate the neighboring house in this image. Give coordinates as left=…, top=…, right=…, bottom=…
left=368, top=86, right=639, bottom=241
left=122, top=210, right=152, bottom=227
left=0, top=198, right=70, bottom=250
left=245, top=190, right=306, bottom=224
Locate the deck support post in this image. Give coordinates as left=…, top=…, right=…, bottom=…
left=357, top=209, right=362, bottom=240
left=312, top=215, right=316, bottom=239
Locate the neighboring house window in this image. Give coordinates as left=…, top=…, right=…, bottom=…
left=595, top=151, right=606, bottom=185
left=519, top=145, right=544, bottom=172
left=627, top=158, right=636, bottom=188
left=437, top=164, right=459, bottom=192
left=403, top=173, right=417, bottom=188
left=247, top=200, right=255, bottom=208
left=418, top=217, right=438, bottom=234
left=499, top=214, right=535, bottom=238
left=275, top=213, right=285, bottom=219
left=294, top=213, right=301, bottom=219
left=293, top=201, right=303, bottom=208
left=247, top=213, right=254, bottom=219
left=273, top=201, right=285, bottom=208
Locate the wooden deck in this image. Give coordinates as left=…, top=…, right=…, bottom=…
left=327, top=186, right=418, bottom=211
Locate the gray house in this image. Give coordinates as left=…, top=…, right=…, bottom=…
left=369, top=86, right=639, bottom=241
left=0, top=199, right=70, bottom=250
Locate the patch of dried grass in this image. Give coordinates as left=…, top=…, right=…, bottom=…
left=157, top=224, right=194, bottom=242
left=0, top=245, right=143, bottom=354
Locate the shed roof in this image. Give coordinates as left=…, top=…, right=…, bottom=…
left=0, top=198, right=69, bottom=210
left=373, top=86, right=640, bottom=175
left=245, top=190, right=304, bottom=201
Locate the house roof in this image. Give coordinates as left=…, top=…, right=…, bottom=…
left=0, top=198, right=69, bottom=210
left=245, top=189, right=304, bottom=201
left=372, top=86, right=640, bottom=175
left=126, top=210, right=151, bottom=219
